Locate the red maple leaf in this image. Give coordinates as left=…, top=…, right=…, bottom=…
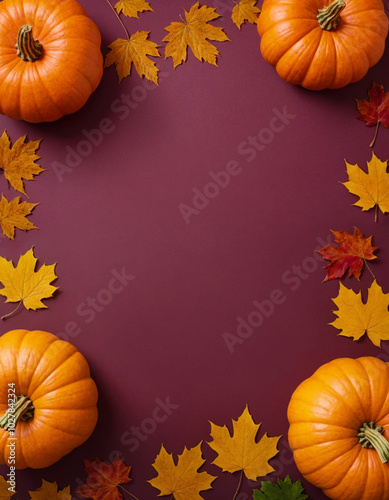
left=76, top=456, right=132, bottom=500
left=356, top=82, right=389, bottom=147
left=317, top=227, right=377, bottom=282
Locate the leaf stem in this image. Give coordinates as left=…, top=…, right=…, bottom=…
left=233, top=470, right=243, bottom=500
left=105, top=0, right=130, bottom=40
left=363, top=257, right=376, bottom=280
left=370, top=121, right=380, bottom=148
left=1, top=300, right=22, bottom=320
left=118, top=484, right=141, bottom=500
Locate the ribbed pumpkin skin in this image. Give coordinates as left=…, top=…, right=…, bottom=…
left=0, top=329, right=98, bottom=469
left=288, top=357, right=389, bottom=500
left=0, top=0, right=103, bottom=122
left=257, top=0, right=389, bottom=90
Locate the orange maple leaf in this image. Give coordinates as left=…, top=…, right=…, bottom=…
left=77, top=456, right=132, bottom=499
left=163, top=2, right=230, bottom=68
left=0, top=130, right=44, bottom=196
left=0, top=475, right=14, bottom=499
left=29, top=480, right=70, bottom=500
left=149, top=442, right=216, bottom=499
left=0, top=194, right=38, bottom=240
left=105, top=32, right=160, bottom=83
left=208, top=406, right=280, bottom=481
left=317, top=227, right=377, bottom=282
left=331, top=280, right=389, bottom=347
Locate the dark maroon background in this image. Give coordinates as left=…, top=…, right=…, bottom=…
left=1, top=1, right=389, bottom=498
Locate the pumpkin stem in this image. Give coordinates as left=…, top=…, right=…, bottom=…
left=317, top=0, right=346, bottom=31
left=0, top=395, right=34, bottom=432
left=15, top=25, right=42, bottom=62
left=358, top=421, right=389, bottom=464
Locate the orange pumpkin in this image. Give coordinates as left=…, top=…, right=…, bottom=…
left=0, top=329, right=98, bottom=469
left=288, top=357, right=389, bottom=500
left=257, top=0, right=389, bottom=90
left=0, top=0, right=103, bottom=123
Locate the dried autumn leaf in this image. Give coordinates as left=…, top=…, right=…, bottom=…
left=105, top=32, right=160, bottom=83
left=163, top=2, right=230, bottom=68
left=343, top=152, right=389, bottom=222
left=0, top=194, right=38, bottom=240
left=0, top=476, right=14, bottom=500
left=76, top=456, right=132, bottom=500
left=253, top=475, right=308, bottom=499
left=232, top=0, right=260, bottom=29
left=330, top=280, right=389, bottom=347
left=29, top=479, right=71, bottom=500
left=208, top=406, right=280, bottom=481
left=317, top=227, right=377, bottom=282
left=0, top=247, right=57, bottom=319
left=115, top=0, right=153, bottom=18
left=356, top=82, right=389, bottom=147
left=0, top=130, right=44, bottom=196
left=148, top=442, right=216, bottom=499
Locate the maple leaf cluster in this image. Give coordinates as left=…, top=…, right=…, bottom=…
left=0, top=130, right=42, bottom=239
left=105, top=0, right=260, bottom=83
left=316, top=83, right=389, bottom=348
left=346, top=83, right=389, bottom=221
left=0, top=130, right=57, bottom=319
left=0, top=407, right=298, bottom=499
left=317, top=227, right=389, bottom=347
left=73, top=406, right=283, bottom=499
left=0, top=477, right=70, bottom=500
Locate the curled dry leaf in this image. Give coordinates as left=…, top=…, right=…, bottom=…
left=29, top=480, right=71, bottom=500
left=0, top=130, right=44, bottom=196
left=163, top=2, right=230, bottom=68
left=331, top=280, right=389, bottom=347
left=232, top=0, right=260, bottom=29
left=0, top=194, right=38, bottom=240
left=105, top=31, right=160, bottom=83
left=149, top=443, right=216, bottom=499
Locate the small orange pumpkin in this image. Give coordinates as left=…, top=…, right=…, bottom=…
left=257, top=0, right=389, bottom=90
left=0, top=329, right=98, bottom=469
left=288, top=357, right=389, bottom=500
left=0, top=0, right=103, bottom=122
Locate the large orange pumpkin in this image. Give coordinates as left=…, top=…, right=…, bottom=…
left=288, top=357, right=389, bottom=500
left=0, top=0, right=103, bottom=123
left=257, top=0, right=389, bottom=90
left=0, top=329, right=98, bottom=469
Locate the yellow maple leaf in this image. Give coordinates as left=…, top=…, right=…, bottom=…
left=0, top=130, right=44, bottom=196
left=115, top=0, right=153, bottom=18
left=208, top=406, right=280, bottom=481
left=148, top=442, right=216, bottom=499
left=330, top=280, right=389, bottom=347
left=29, top=479, right=71, bottom=500
left=0, top=247, right=58, bottom=319
left=0, top=194, right=38, bottom=240
left=0, top=476, right=14, bottom=500
left=163, top=2, right=230, bottom=68
left=105, top=32, right=160, bottom=83
left=343, top=152, right=389, bottom=222
left=232, top=0, right=261, bottom=29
